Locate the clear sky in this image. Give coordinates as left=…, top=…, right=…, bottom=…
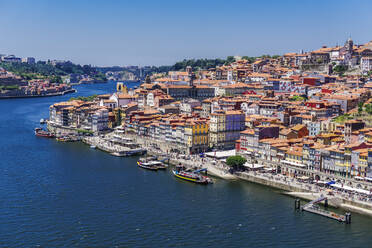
left=1, top=0, right=371, bottom=66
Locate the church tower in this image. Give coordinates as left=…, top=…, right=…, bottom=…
left=144, top=75, right=151, bottom=84
left=116, top=82, right=127, bottom=93
left=345, top=37, right=353, bottom=54
left=187, top=66, right=194, bottom=87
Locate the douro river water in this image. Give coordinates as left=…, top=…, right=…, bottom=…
left=1, top=81, right=372, bottom=247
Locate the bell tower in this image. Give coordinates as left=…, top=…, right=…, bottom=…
left=345, top=37, right=353, bottom=54
left=187, top=66, right=194, bottom=87
left=116, top=82, right=127, bottom=93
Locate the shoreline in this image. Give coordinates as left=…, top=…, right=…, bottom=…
left=133, top=135, right=372, bottom=217
left=45, top=129, right=372, bottom=218
left=70, top=80, right=108, bottom=86
left=235, top=171, right=372, bottom=217
left=0, top=88, right=76, bottom=99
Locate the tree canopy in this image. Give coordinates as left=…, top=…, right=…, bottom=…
left=226, top=155, right=247, bottom=169
left=289, top=95, right=306, bottom=101
left=333, top=65, right=348, bottom=75
left=69, top=94, right=97, bottom=102
left=0, top=61, right=106, bottom=83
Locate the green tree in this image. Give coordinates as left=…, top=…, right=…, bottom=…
left=69, top=94, right=97, bottom=102
left=242, top=56, right=257, bottom=63
left=289, top=95, right=305, bottom=101
left=316, top=58, right=323, bottom=64
left=0, top=61, right=106, bottom=82
left=365, top=104, right=372, bottom=115
left=226, top=155, right=247, bottom=170
left=333, top=65, right=348, bottom=74
left=358, top=102, right=364, bottom=114
left=144, top=75, right=151, bottom=84
left=226, top=56, right=236, bottom=65
left=50, top=75, right=62, bottom=84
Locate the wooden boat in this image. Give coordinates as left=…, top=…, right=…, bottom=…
left=137, top=160, right=163, bottom=170
left=56, top=136, right=77, bottom=142
left=34, top=128, right=55, bottom=138
left=172, top=169, right=212, bottom=184
left=156, top=163, right=167, bottom=170
left=56, top=137, right=66, bottom=142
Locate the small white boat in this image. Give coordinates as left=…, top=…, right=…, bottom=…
left=90, top=145, right=96, bottom=149
left=40, top=118, right=46, bottom=124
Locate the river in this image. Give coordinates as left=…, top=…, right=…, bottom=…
left=1, top=81, right=372, bottom=247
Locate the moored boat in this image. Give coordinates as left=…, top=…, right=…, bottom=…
left=172, top=169, right=212, bottom=184
left=137, top=160, right=163, bottom=170
left=56, top=135, right=78, bottom=142
left=34, top=128, right=55, bottom=138
left=156, top=163, right=167, bottom=170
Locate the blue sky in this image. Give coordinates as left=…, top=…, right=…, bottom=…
left=0, top=0, right=371, bottom=66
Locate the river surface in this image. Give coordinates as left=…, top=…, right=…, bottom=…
left=1, top=81, right=372, bottom=247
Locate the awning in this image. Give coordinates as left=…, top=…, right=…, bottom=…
left=330, top=184, right=371, bottom=195
left=315, top=180, right=328, bottom=185
left=243, top=163, right=265, bottom=169
left=297, top=176, right=310, bottom=180
left=205, top=150, right=236, bottom=159
left=365, top=177, right=372, bottom=182
left=281, top=160, right=306, bottom=168
left=326, top=181, right=335, bottom=185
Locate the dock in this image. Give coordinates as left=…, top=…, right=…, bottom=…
left=82, top=136, right=146, bottom=157
left=295, top=197, right=351, bottom=224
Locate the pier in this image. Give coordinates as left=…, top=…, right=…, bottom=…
left=295, top=197, right=351, bottom=224
left=82, top=135, right=146, bottom=157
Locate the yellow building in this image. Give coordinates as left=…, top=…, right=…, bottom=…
left=116, top=82, right=128, bottom=94
left=285, top=147, right=303, bottom=165
left=184, top=120, right=209, bottom=154
left=358, top=151, right=368, bottom=177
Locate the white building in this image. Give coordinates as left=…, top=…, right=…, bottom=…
left=179, top=99, right=201, bottom=114
left=92, top=109, right=109, bottom=133
left=100, top=99, right=117, bottom=109
left=146, top=92, right=155, bottom=107
left=361, top=57, right=372, bottom=73
left=110, top=92, right=135, bottom=107
left=307, top=121, right=321, bottom=137
left=241, top=102, right=259, bottom=116
left=22, top=57, right=36, bottom=64
left=1, top=55, right=21, bottom=63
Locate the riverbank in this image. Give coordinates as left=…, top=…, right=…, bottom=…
left=45, top=128, right=372, bottom=217
left=70, top=80, right=107, bottom=86
left=82, top=135, right=146, bottom=156
left=284, top=192, right=372, bottom=217
left=118, top=132, right=372, bottom=217
left=234, top=170, right=372, bottom=217
left=0, top=88, right=76, bottom=99
left=126, top=133, right=236, bottom=180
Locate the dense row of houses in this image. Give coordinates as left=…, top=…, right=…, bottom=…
left=48, top=38, right=372, bottom=179
left=237, top=120, right=372, bottom=177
